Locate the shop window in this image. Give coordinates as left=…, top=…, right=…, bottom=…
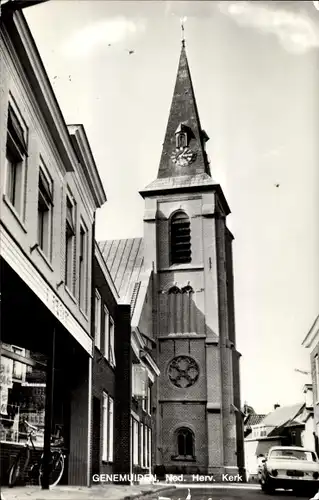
left=0, top=344, right=46, bottom=445
left=170, top=211, right=191, bottom=264
left=37, top=165, right=53, bottom=258
left=5, top=104, right=28, bottom=217
left=65, top=194, right=76, bottom=293
left=79, top=223, right=88, bottom=312
left=176, top=428, right=194, bottom=459
left=102, top=392, right=114, bottom=462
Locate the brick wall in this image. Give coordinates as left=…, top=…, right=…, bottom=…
left=114, top=304, right=131, bottom=477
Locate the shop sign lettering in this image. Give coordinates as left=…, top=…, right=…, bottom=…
left=45, top=287, right=70, bottom=325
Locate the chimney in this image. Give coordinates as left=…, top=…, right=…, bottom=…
left=274, top=404, right=280, bottom=410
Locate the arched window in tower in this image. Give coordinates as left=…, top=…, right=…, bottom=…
left=176, top=131, right=187, bottom=149
left=181, top=285, right=194, bottom=333
left=176, top=428, right=195, bottom=458
left=170, top=211, right=191, bottom=265
left=168, top=286, right=181, bottom=333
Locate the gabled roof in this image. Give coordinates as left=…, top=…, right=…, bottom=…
left=156, top=43, right=210, bottom=180
left=98, top=238, right=146, bottom=315
left=262, top=403, right=304, bottom=429
left=244, top=414, right=266, bottom=428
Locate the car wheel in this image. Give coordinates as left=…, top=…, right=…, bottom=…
left=260, top=476, right=275, bottom=494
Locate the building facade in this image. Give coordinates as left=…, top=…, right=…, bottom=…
left=99, top=239, right=160, bottom=477
left=92, top=243, right=131, bottom=478
left=0, top=4, right=106, bottom=486
left=100, top=43, right=245, bottom=478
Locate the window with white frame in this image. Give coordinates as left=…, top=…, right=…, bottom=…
left=103, top=309, right=115, bottom=367
left=109, top=317, right=115, bottom=367
left=132, top=418, right=139, bottom=465
left=95, top=290, right=101, bottom=350
left=12, top=346, right=26, bottom=382
left=79, top=222, right=88, bottom=311
left=147, top=386, right=151, bottom=415
left=65, top=194, right=76, bottom=293
left=108, top=396, right=114, bottom=462
left=37, top=165, right=53, bottom=258
left=144, top=425, right=148, bottom=468
left=315, top=354, right=319, bottom=401
left=102, top=392, right=108, bottom=461
left=142, top=389, right=146, bottom=411
left=103, top=305, right=109, bottom=359
left=148, top=427, right=152, bottom=468
left=102, top=392, right=114, bottom=462
left=140, top=423, right=144, bottom=467
left=5, top=103, right=28, bottom=217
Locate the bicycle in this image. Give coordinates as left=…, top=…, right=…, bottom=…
left=8, top=419, right=66, bottom=488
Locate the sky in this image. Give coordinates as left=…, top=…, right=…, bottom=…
left=24, top=0, right=319, bottom=414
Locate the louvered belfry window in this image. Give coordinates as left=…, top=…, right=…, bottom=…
left=171, top=211, right=191, bottom=264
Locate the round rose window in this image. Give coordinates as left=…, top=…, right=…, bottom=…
left=168, top=356, right=199, bottom=388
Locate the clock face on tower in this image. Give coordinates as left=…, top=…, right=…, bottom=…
left=171, top=147, right=197, bottom=167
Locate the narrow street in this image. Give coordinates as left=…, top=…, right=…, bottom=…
left=165, top=486, right=316, bottom=500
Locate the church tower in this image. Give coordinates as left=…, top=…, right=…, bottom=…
left=140, top=42, right=244, bottom=478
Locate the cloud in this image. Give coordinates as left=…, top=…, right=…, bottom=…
left=218, top=1, right=319, bottom=54
left=63, top=17, right=146, bottom=57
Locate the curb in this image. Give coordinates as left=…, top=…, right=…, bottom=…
left=123, top=486, right=177, bottom=500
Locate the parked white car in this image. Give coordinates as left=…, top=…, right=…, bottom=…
left=259, top=446, right=319, bottom=495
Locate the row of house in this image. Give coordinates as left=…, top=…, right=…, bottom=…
left=244, top=386, right=315, bottom=480
left=0, top=1, right=157, bottom=486
left=244, top=313, right=319, bottom=481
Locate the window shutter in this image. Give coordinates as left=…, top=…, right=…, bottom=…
left=171, top=212, right=191, bottom=264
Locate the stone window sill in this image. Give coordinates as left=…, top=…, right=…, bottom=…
left=171, top=455, right=196, bottom=462
left=3, top=194, right=27, bottom=233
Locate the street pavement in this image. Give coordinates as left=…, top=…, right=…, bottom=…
left=0, top=484, right=176, bottom=500
left=1, top=484, right=317, bottom=500
left=167, top=485, right=317, bottom=500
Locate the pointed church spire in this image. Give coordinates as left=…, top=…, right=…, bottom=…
left=157, top=42, right=211, bottom=179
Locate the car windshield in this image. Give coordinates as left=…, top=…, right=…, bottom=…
left=269, top=449, right=317, bottom=462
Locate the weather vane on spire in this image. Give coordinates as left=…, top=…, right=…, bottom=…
left=180, top=17, right=187, bottom=47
